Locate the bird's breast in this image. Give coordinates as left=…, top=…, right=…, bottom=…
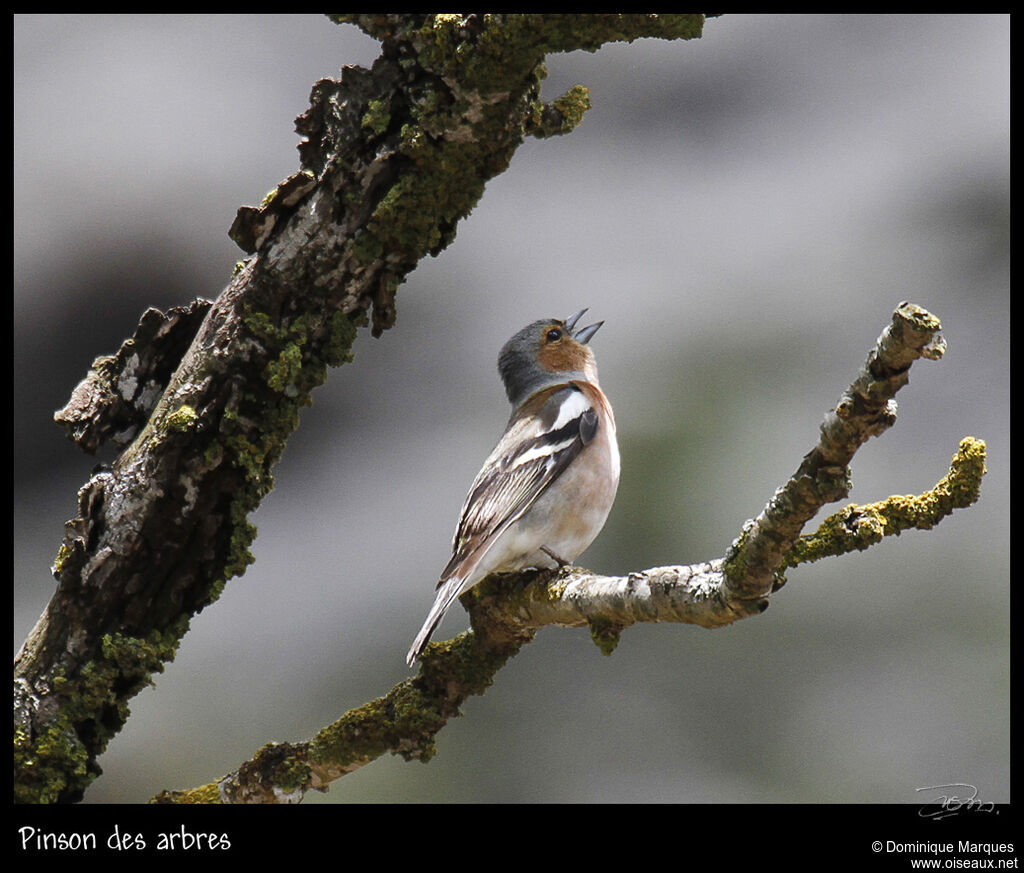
left=498, top=415, right=620, bottom=570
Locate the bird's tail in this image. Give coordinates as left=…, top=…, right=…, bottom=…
left=406, top=577, right=467, bottom=667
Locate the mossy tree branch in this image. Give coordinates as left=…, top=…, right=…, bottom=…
left=14, top=13, right=711, bottom=805
left=154, top=304, right=985, bottom=804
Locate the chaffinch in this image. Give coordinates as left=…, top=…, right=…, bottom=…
left=407, top=309, right=620, bottom=666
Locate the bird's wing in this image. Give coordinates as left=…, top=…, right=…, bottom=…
left=440, top=384, right=598, bottom=584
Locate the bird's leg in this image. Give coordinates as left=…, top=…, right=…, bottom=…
left=540, top=545, right=572, bottom=568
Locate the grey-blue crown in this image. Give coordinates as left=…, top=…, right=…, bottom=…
left=497, top=309, right=602, bottom=406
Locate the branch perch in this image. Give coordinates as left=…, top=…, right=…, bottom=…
left=14, top=13, right=711, bottom=805
left=153, top=303, right=985, bottom=804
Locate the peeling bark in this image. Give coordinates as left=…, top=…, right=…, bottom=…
left=14, top=13, right=710, bottom=805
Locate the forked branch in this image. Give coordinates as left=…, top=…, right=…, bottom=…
left=14, top=11, right=713, bottom=807
left=154, top=303, right=985, bottom=804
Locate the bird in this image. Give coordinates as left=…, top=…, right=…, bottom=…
left=406, top=309, right=620, bottom=666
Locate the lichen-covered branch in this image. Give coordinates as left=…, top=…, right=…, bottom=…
left=14, top=13, right=711, bottom=804
left=722, top=302, right=949, bottom=601
left=153, top=628, right=526, bottom=804
left=785, top=436, right=986, bottom=567
left=153, top=304, right=985, bottom=804
left=53, top=299, right=213, bottom=454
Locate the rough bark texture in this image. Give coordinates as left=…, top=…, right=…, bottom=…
left=14, top=13, right=709, bottom=805
left=721, top=302, right=949, bottom=600
left=14, top=15, right=985, bottom=807
left=152, top=306, right=984, bottom=804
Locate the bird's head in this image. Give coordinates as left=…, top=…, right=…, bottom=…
left=498, top=309, right=603, bottom=406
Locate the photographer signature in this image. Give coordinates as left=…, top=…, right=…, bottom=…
left=916, top=783, right=998, bottom=820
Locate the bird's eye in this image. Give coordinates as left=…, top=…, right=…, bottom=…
left=546, top=328, right=563, bottom=342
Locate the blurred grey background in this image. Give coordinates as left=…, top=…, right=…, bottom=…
left=14, top=14, right=1008, bottom=804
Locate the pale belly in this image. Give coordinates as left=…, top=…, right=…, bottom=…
left=474, top=428, right=620, bottom=577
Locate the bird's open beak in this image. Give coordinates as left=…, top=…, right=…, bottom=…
left=564, top=308, right=603, bottom=344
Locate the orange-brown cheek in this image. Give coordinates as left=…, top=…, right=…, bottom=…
left=537, top=342, right=591, bottom=373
